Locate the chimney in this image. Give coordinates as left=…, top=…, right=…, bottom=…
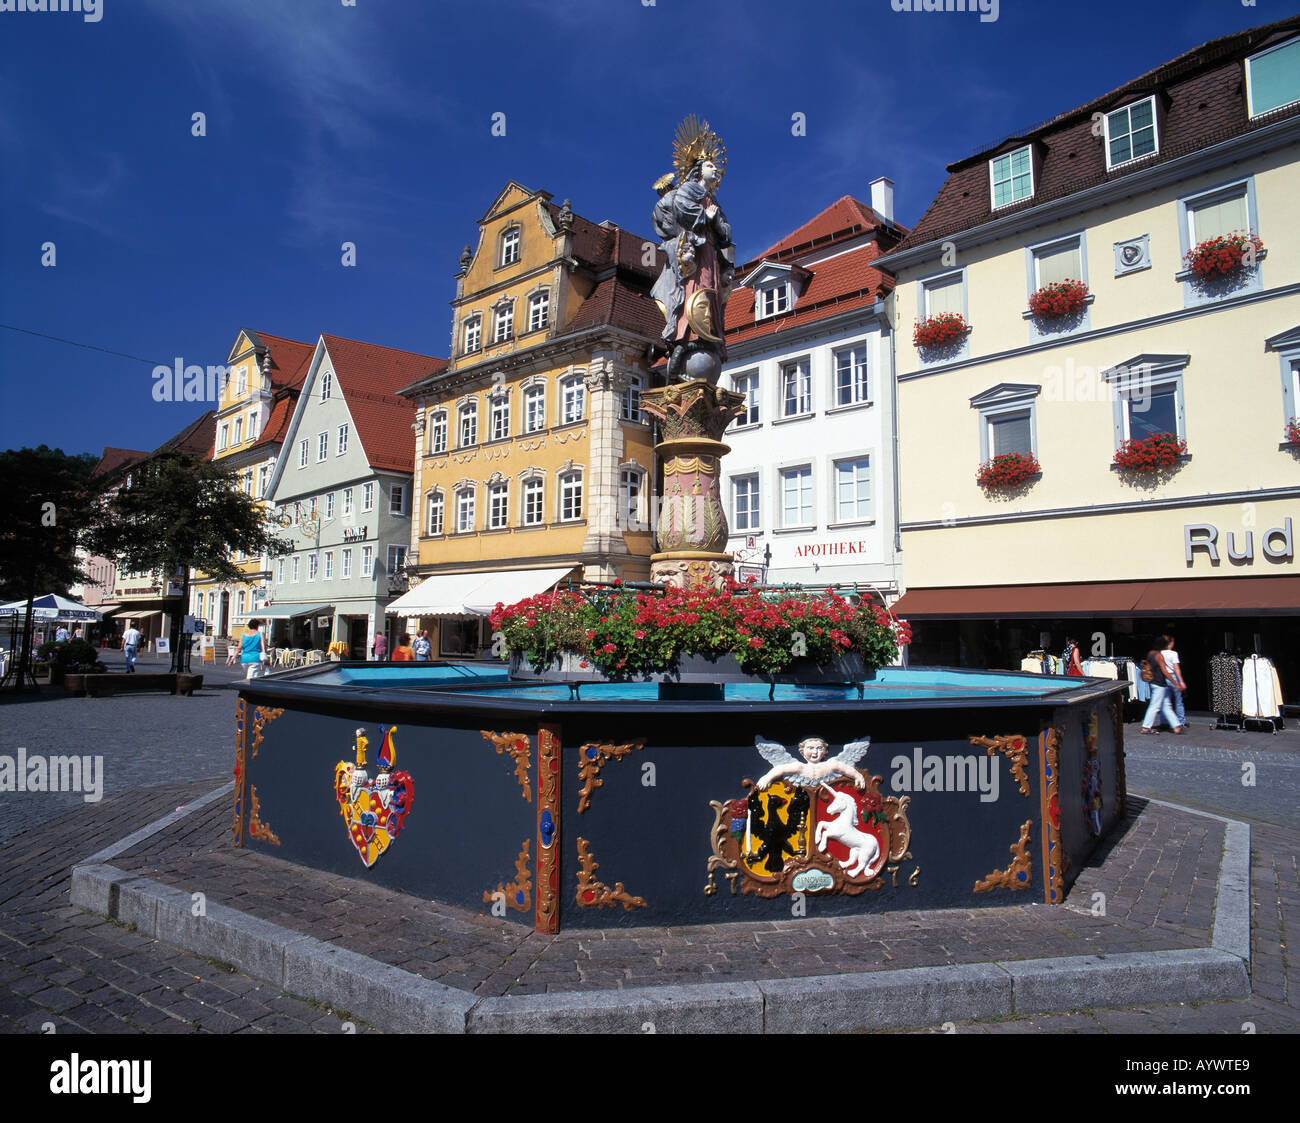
left=869, top=176, right=895, bottom=224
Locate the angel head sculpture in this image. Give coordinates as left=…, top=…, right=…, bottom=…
left=754, top=734, right=870, bottom=791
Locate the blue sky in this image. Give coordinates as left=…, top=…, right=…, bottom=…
left=0, top=0, right=1282, bottom=456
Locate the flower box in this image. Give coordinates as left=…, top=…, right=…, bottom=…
left=977, top=451, right=1041, bottom=489
left=1112, top=432, right=1187, bottom=472
left=1183, top=230, right=1264, bottom=280
left=1285, top=417, right=1300, bottom=446
left=912, top=312, right=968, bottom=350
left=1028, top=279, right=1089, bottom=319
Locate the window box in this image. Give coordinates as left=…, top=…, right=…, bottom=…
left=1027, top=280, right=1090, bottom=320
left=1182, top=231, right=1265, bottom=281
left=1284, top=417, right=1300, bottom=446
left=913, top=313, right=969, bottom=350
left=977, top=452, right=1041, bottom=490
left=1111, top=433, right=1188, bottom=473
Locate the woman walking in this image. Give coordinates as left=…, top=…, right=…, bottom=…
left=1141, top=636, right=1184, bottom=734
left=240, top=618, right=268, bottom=681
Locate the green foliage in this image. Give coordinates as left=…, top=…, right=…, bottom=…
left=0, top=446, right=100, bottom=602
left=35, top=639, right=105, bottom=673
left=86, top=453, right=292, bottom=584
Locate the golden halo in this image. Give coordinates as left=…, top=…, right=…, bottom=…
left=672, top=114, right=727, bottom=183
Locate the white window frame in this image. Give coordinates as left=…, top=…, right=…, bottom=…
left=341, top=548, right=353, bottom=579
left=428, top=411, right=448, bottom=454
left=362, top=482, right=375, bottom=512
left=1246, top=34, right=1300, bottom=119
left=248, top=410, right=260, bottom=441
left=779, top=465, right=814, bottom=528
left=780, top=359, right=811, bottom=418
left=389, top=483, right=407, bottom=516
left=618, top=467, right=643, bottom=528
left=832, top=344, right=868, bottom=407
left=427, top=491, right=445, bottom=537
left=524, top=385, right=547, bottom=433
left=559, top=471, right=583, bottom=522
left=325, top=491, right=335, bottom=519
left=257, top=465, right=269, bottom=498
left=971, top=384, right=1041, bottom=463
left=989, top=144, right=1034, bottom=209
left=276, top=558, right=285, bottom=585
left=298, top=438, right=309, bottom=468
left=488, top=481, right=509, bottom=529
left=621, top=377, right=644, bottom=423
left=463, top=316, right=482, bottom=355
left=733, top=370, right=760, bottom=427
left=317, top=432, right=328, bottom=462
left=320, top=370, right=332, bottom=402
left=528, top=291, right=549, bottom=333
left=732, top=474, right=760, bottom=533
left=361, top=545, right=374, bottom=579
left=493, top=303, right=514, bottom=344
left=1103, top=96, right=1159, bottom=170
left=561, top=376, right=586, bottom=425
left=1103, top=356, right=1188, bottom=452
left=218, top=424, right=229, bottom=452
left=758, top=283, right=790, bottom=320
left=291, top=555, right=300, bottom=583
left=459, top=401, right=478, bottom=447
left=236, top=368, right=248, bottom=397
left=500, top=226, right=521, bottom=267
left=490, top=394, right=510, bottom=441
left=337, top=423, right=348, bottom=456
left=833, top=457, right=872, bottom=524
left=323, top=551, right=334, bottom=580
left=386, top=545, right=407, bottom=579
left=342, top=488, right=354, bottom=517
left=456, top=488, right=476, bottom=534
left=521, top=477, right=544, bottom=526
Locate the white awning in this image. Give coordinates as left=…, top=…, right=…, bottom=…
left=387, top=567, right=576, bottom=617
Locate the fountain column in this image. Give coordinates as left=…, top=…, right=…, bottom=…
left=640, top=381, right=746, bottom=589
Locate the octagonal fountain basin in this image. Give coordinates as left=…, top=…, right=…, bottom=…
left=234, top=661, right=1127, bottom=932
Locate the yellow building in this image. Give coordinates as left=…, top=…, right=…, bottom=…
left=189, top=329, right=314, bottom=643
left=877, top=18, right=1300, bottom=708
left=393, top=183, right=664, bottom=655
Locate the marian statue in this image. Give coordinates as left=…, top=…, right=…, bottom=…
left=651, top=116, right=735, bottom=383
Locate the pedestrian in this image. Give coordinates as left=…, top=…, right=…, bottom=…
left=55, top=624, right=69, bottom=644
left=1063, top=637, right=1085, bottom=676
left=72, top=627, right=83, bottom=641
left=392, top=633, right=416, bottom=661
left=122, top=621, right=142, bottom=674
left=1162, top=632, right=1188, bottom=729
left=240, top=618, right=268, bottom=681
left=372, top=632, right=388, bottom=661
left=1140, top=636, right=1184, bottom=734
left=413, top=629, right=431, bottom=661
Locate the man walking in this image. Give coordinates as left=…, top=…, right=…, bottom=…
left=122, top=621, right=142, bottom=674
left=413, top=630, right=431, bottom=661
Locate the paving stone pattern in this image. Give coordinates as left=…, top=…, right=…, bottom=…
left=0, top=780, right=375, bottom=1034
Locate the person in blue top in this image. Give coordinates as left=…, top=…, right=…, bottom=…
left=240, top=618, right=268, bottom=680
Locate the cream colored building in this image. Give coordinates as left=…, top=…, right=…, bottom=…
left=878, top=17, right=1300, bottom=708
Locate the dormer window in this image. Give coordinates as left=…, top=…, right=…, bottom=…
left=990, top=145, right=1033, bottom=208
left=500, top=227, right=521, bottom=267
left=758, top=283, right=790, bottom=319
left=1246, top=35, right=1300, bottom=118
left=1104, top=97, right=1158, bottom=169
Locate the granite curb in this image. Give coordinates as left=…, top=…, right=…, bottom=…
left=67, top=788, right=1254, bottom=1033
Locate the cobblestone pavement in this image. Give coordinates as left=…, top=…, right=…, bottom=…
left=0, top=688, right=1296, bottom=1032
left=0, top=780, right=374, bottom=1034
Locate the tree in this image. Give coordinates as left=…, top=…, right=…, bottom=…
left=0, top=447, right=100, bottom=691
left=87, top=453, right=293, bottom=672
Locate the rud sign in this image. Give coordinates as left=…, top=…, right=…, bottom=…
left=1184, top=517, right=1294, bottom=565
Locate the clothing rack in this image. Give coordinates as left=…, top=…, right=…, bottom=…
left=1242, top=653, right=1283, bottom=735
left=1208, top=651, right=1243, bottom=730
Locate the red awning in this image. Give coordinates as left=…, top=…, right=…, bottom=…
left=893, top=576, right=1300, bottom=618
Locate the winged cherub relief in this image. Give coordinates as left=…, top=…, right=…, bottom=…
left=754, top=735, right=870, bottom=791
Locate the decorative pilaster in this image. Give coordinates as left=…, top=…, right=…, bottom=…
left=582, top=350, right=632, bottom=580
left=639, top=380, right=746, bottom=589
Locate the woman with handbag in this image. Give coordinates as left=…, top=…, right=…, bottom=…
left=240, top=618, right=269, bottom=681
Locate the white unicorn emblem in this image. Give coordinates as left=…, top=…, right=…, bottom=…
left=814, top=782, right=881, bottom=880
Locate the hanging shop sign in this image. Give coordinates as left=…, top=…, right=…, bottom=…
left=343, top=526, right=369, bottom=543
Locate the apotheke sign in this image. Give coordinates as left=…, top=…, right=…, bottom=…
left=1184, top=517, right=1293, bottom=564
left=342, top=526, right=369, bottom=543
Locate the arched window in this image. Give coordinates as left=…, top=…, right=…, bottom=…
left=426, top=491, right=444, bottom=536
left=560, top=374, right=585, bottom=424
left=320, top=370, right=332, bottom=401
left=489, top=392, right=510, bottom=441
left=462, top=316, right=482, bottom=355
left=456, top=487, right=476, bottom=534
left=493, top=302, right=514, bottom=344
left=428, top=411, right=448, bottom=454
left=458, top=401, right=478, bottom=447
left=524, top=383, right=546, bottom=433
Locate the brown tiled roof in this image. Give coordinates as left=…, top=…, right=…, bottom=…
left=155, top=411, right=217, bottom=458
left=544, top=203, right=664, bottom=278
left=93, top=447, right=148, bottom=478
left=238, top=331, right=315, bottom=452
left=893, top=15, right=1300, bottom=253
left=725, top=196, right=903, bottom=348
left=321, top=335, right=447, bottom=474
left=559, top=275, right=665, bottom=340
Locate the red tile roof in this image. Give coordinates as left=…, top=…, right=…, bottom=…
left=321, top=335, right=447, bottom=474
left=241, top=330, right=315, bottom=451
left=893, top=15, right=1300, bottom=252
left=155, top=411, right=217, bottom=458
left=725, top=196, right=905, bottom=349
left=93, top=447, right=148, bottom=478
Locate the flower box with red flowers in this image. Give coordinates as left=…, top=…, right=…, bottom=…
left=1285, top=417, right=1300, bottom=446
left=1183, top=230, right=1265, bottom=280
left=1111, top=432, right=1187, bottom=472
left=912, top=312, right=968, bottom=350
left=976, top=451, right=1041, bottom=489
left=1027, top=279, right=1089, bottom=319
